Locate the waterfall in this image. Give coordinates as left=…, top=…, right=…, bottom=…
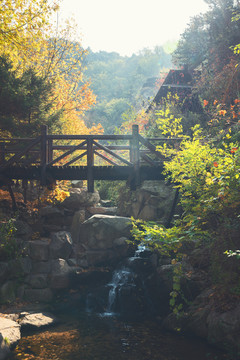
left=104, top=268, right=135, bottom=316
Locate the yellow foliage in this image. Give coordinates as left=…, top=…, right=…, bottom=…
left=0, top=1, right=98, bottom=137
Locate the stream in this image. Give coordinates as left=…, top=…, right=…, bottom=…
left=9, top=246, right=228, bottom=360
left=9, top=313, right=227, bottom=360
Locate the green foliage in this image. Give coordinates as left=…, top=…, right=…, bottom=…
left=0, top=55, right=61, bottom=137
left=96, top=180, right=125, bottom=205
left=158, top=123, right=240, bottom=227
left=0, top=218, right=19, bottom=260
left=224, top=249, right=240, bottom=259
left=84, top=47, right=172, bottom=132
left=173, top=0, right=240, bottom=71
left=131, top=218, right=189, bottom=315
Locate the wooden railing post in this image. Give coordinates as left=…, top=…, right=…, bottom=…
left=48, top=138, right=53, bottom=163
left=131, top=125, right=140, bottom=188
left=0, top=142, right=5, bottom=165
left=40, top=125, right=48, bottom=185
left=87, top=137, right=94, bottom=192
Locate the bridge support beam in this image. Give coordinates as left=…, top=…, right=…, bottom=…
left=130, top=124, right=140, bottom=189
left=40, top=125, right=48, bottom=186
left=87, top=138, right=94, bottom=192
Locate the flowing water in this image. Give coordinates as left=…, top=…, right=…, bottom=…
left=9, top=246, right=229, bottom=359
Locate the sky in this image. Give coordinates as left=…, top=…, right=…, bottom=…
left=58, top=0, right=209, bottom=56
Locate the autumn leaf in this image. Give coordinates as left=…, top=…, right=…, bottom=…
left=218, top=110, right=227, bottom=116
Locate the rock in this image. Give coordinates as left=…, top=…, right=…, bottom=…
left=0, top=263, right=8, bottom=283
left=164, top=288, right=240, bottom=354
left=43, top=224, right=64, bottom=234
left=24, top=288, right=53, bottom=302
left=207, top=305, right=240, bottom=350
left=40, top=205, right=63, bottom=217
left=49, top=231, right=73, bottom=259
left=28, top=239, right=50, bottom=261
left=77, top=258, right=88, bottom=268
left=32, top=261, right=51, bottom=274
left=61, top=189, right=100, bottom=210
left=50, top=258, right=73, bottom=289
left=118, top=180, right=176, bottom=224
left=0, top=318, right=20, bottom=360
left=0, top=333, right=10, bottom=360
left=85, top=250, right=115, bottom=266
left=113, top=237, right=128, bottom=247
left=138, top=204, right=157, bottom=221
left=67, top=258, right=77, bottom=266
left=51, top=258, right=72, bottom=274
left=18, top=257, right=32, bottom=275
left=87, top=206, right=118, bottom=216
left=78, top=215, right=132, bottom=250
left=0, top=281, right=17, bottom=304
left=14, top=220, right=32, bottom=239
left=100, top=199, right=114, bottom=207
left=70, top=210, right=85, bottom=243
left=71, top=180, right=83, bottom=188
left=19, top=312, right=57, bottom=329
left=25, top=274, right=49, bottom=289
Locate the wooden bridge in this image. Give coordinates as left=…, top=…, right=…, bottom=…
left=0, top=125, right=174, bottom=193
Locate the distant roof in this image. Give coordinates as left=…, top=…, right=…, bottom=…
left=146, top=68, right=200, bottom=113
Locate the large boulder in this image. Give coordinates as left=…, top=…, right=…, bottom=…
left=60, top=188, right=100, bottom=211
left=0, top=281, right=17, bottom=304
left=70, top=210, right=86, bottom=243
left=75, top=215, right=132, bottom=266
left=118, top=180, right=177, bottom=224
left=0, top=318, right=20, bottom=360
left=19, top=312, right=57, bottom=329
left=163, top=288, right=240, bottom=355
left=78, top=214, right=132, bottom=250
left=28, top=239, right=50, bottom=261
left=49, top=231, right=73, bottom=259
left=50, top=258, right=74, bottom=289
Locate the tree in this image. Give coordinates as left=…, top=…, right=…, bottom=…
left=0, top=0, right=98, bottom=137
left=173, top=0, right=240, bottom=104
left=173, top=0, right=240, bottom=70
left=0, top=0, right=58, bottom=62
left=0, top=55, right=61, bottom=137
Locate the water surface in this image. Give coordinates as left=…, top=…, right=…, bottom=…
left=10, top=313, right=227, bottom=360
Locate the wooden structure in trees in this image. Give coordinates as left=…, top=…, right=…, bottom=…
left=0, top=125, right=178, bottom=192
left=147, top=68, right=203, bottom=114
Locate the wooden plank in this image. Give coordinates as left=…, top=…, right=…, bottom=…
left=47, top=140, right=87, bottom=166
left=51, top=145, right=130, bottom=151
left=93, top=140, right=132, bottom=166
left=138, top=135, right=164, bottom=159
left=131, top=125, right=140, bottom=187
left=140, top=154, right=158, bottom=166
left=47, top=134, right=132, bottom=140
left=40, top=125, right=48, bottom=186
left=0, top=137, right=41, bottom=170
left=63, top=151, right=87, bottom=167
left=94, top=150, right=118, bottom=166
left=87, top=138, right=94, bottom=192
left=48, top=139, right=53, bottom=163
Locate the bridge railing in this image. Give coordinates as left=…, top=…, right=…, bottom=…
left=0, top=125, right=181, bottom=191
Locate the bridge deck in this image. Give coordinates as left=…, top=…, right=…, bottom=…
left=3, top=165, right=165, bottom=182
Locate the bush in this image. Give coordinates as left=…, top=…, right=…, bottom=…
left=0, top=219, right=19, bottom=260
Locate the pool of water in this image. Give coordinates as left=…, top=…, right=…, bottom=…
left=9, top=312, right=228, bottom=360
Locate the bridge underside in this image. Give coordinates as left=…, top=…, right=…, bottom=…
left=3, top=165, right=165, bottom=184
